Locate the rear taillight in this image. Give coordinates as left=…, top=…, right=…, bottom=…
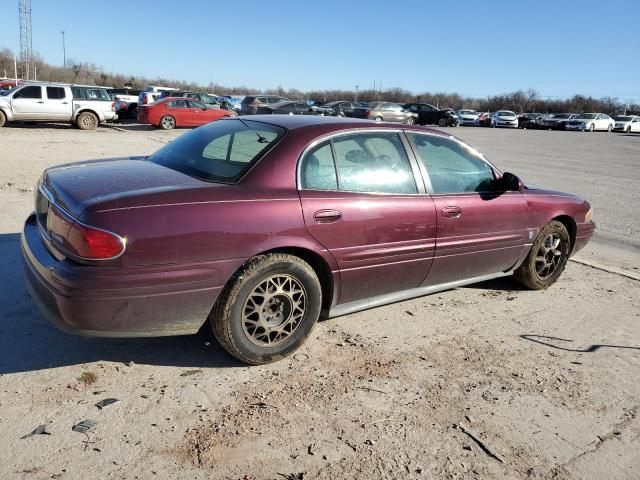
left=111, top=101, right=115, bottom=111
left=144, top=96, right=149, bottom=104
left=47, top=205, right=125, bottom=260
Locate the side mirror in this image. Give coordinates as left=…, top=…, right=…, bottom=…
left=500, top=172, right=523, bottom=192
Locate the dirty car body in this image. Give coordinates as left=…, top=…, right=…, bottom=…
left=22, top=115, right=595, bottom=362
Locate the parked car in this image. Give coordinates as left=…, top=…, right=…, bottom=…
left=492, top=110, right=518, bottom=128
left=403, top=103, right=459, bottom=127
left=0, top=82, right=117, bottom=129
left=457, top=109, right=479, bottom=126
left=478, top=112, right=494, bottom=127
left=138, top=91, right=162, bottom=106
left=22, top=115, right=595, bottom=364
left=159, top=91, right=221, bottom=108
left=218, top=95, right=243, bottom=112
left=353, top=102, right=418, bottom=124
left=110, top=88, right=141, bottom=119
left=240, top=95, right=290, bottom=115
left=517, top=113, right=543, bottom=129
left=537, top=113, right=579, bottom=130
left=137, top=97, right=232, bottom=129
left=565, top=113, right=615, bottom=132
left=322, top=101, right=359, bottom=117
left=257, top=101, right=324, bottom=115
left=613, top=115, right=640, bottom=133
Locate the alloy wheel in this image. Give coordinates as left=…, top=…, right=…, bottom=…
left=535, top=234, right=564, bottom=280
left=161, top=116, right=175, bottom=129
left=242, top=274, right=306, bottom=347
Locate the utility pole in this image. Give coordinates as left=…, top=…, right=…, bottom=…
left=60, top=30, right=66, bottom=67
left=18, top=0, right=33, bottom=80
left=354, top=85, right=359, bottom=102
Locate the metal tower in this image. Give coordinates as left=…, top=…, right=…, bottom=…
left=18, top=0, right=33, bottom=80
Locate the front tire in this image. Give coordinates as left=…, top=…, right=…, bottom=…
left=589, top=123, right=595, bottom=132
left=211, top=254, right=322, bottom=365
left=607, top=124, right=613, bottom=132
left=76, top=112, right=98, bottom=130
left=405, top=116, right=415, bottom=125
left=514, top=220, right=570, bottom=290
left=438, top=118, right=448, bottom=127
left=0, top=110, right=6, bottom=127
left=374, top=116, right=383, bottom=122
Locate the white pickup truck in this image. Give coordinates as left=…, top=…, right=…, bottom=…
left=0, top=82, right=117, bottom=130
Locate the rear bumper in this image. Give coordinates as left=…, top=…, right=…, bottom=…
left=21, top=214, right=222, bottom=337
left=572, top=220, right=596, bottom=255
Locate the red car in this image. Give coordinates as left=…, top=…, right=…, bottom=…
left=22, top=116, right=595, bottom=364
left=137, top=97, right=232, bottom=129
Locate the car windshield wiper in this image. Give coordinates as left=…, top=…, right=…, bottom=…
left=236, top=117, right=269, bottom=143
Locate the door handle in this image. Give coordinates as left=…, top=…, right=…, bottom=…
left=62, top=101, right=69, bottom=104
left=441, top=206, right=462, bottom=218
left=313, top=209, right=342, bottom=223
left=37, top=101, right=44, bottom=104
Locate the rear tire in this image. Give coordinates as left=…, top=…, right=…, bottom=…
left=374, top=116, right=383, bottom=122
left=211, top=254, right=322, bottom=365
left=159, top=115, right=176, bottom=130
left=0, top=110, right=6, bottom=127
left=607, top=124, right=613, bottom=132
left=405, top=116, right=415, bottom=125
left=589, top=123, right=595, bottom=132
left=514, top=220, right=570, bottom=290
left=76, top=112, right=98, bottom=130
left=627, top=126, right=631, bottom=133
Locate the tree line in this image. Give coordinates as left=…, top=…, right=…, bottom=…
left=1, top=48, right=638, bottom=115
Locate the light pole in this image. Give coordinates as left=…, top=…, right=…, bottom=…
left=355, top=85, right=359, bottom=102
left=60, top=30, right=66, bottom=67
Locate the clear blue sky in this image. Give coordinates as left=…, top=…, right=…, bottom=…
left=3, top=0, right=639, bottom=99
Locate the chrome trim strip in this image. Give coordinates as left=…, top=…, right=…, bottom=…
left=38, top=183, right=127, bottom=261
left=326, top=270, right=513, bottom=318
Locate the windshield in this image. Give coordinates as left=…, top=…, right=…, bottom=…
left=578, top=114, right=597, bottom=119
left=497, top=111, right=514, bottom=116
left=552, top=113, right=570, bottom=119
left=613, top=116, right=632, bottom=121
left=149, top=119, right=285, bottom=183
left=459, top=110, right=475, bottom=115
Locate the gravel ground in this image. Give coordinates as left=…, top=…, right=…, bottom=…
left=0, top=122, right=638, bottom=480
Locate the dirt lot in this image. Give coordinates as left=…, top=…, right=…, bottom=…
left=0, top=122, right=639, bottom=480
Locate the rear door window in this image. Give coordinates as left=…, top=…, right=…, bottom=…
left=46, top=87, right=66, bottom=99
left=300, top=142, right=338, bottom=190
left=332, top=132, right=417, bottom=194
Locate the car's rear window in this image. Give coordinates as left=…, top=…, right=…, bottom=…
left=149, top=119, right=285, bottom=183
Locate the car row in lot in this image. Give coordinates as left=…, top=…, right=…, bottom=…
left=22, top=115, right=596, bottom=364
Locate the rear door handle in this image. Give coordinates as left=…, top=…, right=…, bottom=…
left=441, top=206, right=462, bottom=218
left=313, top=209, right=342, bottom=223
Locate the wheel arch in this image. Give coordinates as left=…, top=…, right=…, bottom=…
left=551, top=214, right=576, bottom=252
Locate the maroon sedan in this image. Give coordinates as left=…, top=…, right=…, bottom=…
left=22, top=116, right=595, bottom=364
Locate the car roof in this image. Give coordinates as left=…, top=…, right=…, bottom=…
left=224, top=114, right=451, bottom=136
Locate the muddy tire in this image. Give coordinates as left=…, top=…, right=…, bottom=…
left=514, top=220, right=570, bottom=290
left=76, top=111, right=98, bottom=130
left=210, top=254, right=322, bottom=365
left=0, top=110, right=6, bottom=127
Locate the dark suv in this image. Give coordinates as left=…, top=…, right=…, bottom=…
left=240, top=95, right=291, bottom=115
left=403, top=103, right=459, bottom=127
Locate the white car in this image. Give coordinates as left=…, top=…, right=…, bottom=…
left=457, top=109, right=479, bottom=126
left=613, top=115, right=640, bottom=133
left=493, top=110, right=518, bottom=128
left=565, top=113, right=615, bottom=132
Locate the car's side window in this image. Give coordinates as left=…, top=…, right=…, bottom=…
left=46, top=87, right=66, bottom=99
left=167, top=100, right=188, bottom=108
left=188, top=100, right=205, bottom=109
left=333, top=133, right=417, bottom=194
left=408, top=133, right=496, bottom=194
left=300, top=141, right=338, bottom=190
left=14, top=86, right=42, bottom=99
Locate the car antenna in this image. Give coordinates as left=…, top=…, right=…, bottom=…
left=236, top=117, right=269, bottom=143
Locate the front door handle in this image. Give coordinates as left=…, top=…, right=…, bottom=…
left=441, top=206, right=462, bottom=218
left=313, top=209, right=342, bottom=223
left=37, top=101, right=44, bottom=104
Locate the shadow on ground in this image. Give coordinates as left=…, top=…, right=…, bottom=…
left=0, top=233, right=240, bottom=375
left=520, top=334, right=640, bottom=353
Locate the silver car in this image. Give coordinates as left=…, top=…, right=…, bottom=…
left=457, top=109, right=479, bottom=126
